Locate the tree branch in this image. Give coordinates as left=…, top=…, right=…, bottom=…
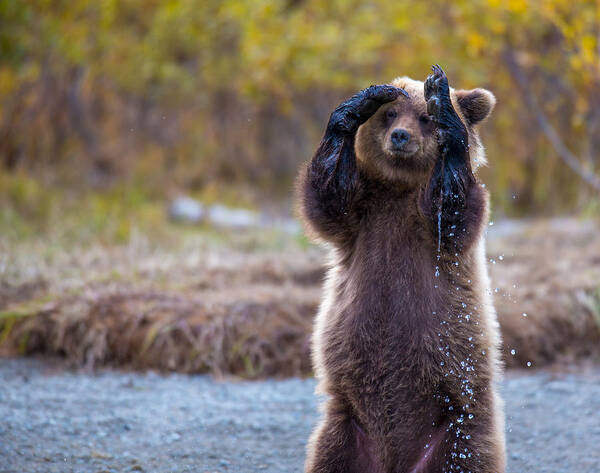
left=503, top=48, right=600, bottom=192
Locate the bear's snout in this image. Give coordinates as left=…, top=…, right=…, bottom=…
left=389, top=127, right=421, bottom=157
left=391, top=128, right=411, bottom=150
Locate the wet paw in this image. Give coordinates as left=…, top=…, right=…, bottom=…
left=328, top=85, right=408, bottom=135
left=424, top=65, right=469, bottom=155
left=425, top=65, right=471, bottom=180
left=424, top=65, right=452, bottom=125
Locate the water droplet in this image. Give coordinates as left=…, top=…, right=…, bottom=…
left=437, top=211, right=442, bottom=253
left=510, top=349, right=516, bottom=355
left=522, top=312, right=528, bottom=317
left=527, top=361, right=532, bottom=367
left=488, top=221, right=494, bottom=226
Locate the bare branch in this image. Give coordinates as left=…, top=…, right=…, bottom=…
left=503, top=48, right=600, bottom=192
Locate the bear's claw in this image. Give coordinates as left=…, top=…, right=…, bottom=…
left=424, top=64, right=471, bottom=187
left=424, top=65, right=451, bottom=124
left=424, top=65, right=468, bottom=152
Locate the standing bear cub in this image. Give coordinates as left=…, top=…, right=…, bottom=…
left=297, top=66, right=505, bottom=473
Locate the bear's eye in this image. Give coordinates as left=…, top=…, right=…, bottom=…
left=419, top=114, right=431, bottom=125
left=385, top=109, right=397, bottom=121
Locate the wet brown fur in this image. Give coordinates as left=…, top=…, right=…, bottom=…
left=297, top=75, right=505, bottom=473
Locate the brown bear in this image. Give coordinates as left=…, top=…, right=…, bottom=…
left=297, top=65, right=505, bottom=473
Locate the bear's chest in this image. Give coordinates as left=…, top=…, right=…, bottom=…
left=347, top=212, right=444, bottom=321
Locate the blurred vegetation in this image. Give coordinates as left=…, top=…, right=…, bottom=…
left=1, top=1, right=599, bottom=375
left=0, top=0, right=599, bottom=234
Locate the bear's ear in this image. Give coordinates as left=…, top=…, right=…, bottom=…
left=455, top=88, right=496, bottom=125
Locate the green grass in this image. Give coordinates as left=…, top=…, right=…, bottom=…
left=0, top=172, right=302, bottom=253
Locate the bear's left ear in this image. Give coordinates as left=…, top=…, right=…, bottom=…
left=455, top=88, right=496, bottom=125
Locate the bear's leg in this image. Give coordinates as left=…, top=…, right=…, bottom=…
left=420, top=422, right=504, bottom=473
left=417, top=392, right=505, bottom=473
left=422, top=65, right=486, bottom=253
left=305, top=400, right=381, bottom=473
left=301, top=85, right=405, bottom=242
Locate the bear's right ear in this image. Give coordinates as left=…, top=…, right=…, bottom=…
left=455, top=88, right=496, bottom=125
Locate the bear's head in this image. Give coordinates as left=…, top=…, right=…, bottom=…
left=355, top=77, right=495, bottom=186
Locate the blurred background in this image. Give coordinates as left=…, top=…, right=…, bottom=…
left=0, top=0, right=599, bottom=377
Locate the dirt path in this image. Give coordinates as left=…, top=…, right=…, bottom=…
left=1, top=358, right=599, bottom=473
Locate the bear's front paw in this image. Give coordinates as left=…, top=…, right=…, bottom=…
left=424, top=65, right=452, bottom=126
left=424, top=65, right=468, bottom=155
left=328, top=85, right=407, bottom=135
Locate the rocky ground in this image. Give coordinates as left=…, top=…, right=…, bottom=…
left=1, top=358, right=599, bottom=473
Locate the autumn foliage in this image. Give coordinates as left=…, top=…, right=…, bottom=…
left=0, top=0, right=598, bottom=214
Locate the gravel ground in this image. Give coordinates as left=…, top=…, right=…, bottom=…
left=1, top=358, right=599, bottom=473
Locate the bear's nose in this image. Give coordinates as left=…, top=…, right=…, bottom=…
left=391, top=129, right=411, bottom=149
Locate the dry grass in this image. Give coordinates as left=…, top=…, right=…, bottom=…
left=488, top=219, right=600, bottom=368
left=1, top=219, right=599, bottom=378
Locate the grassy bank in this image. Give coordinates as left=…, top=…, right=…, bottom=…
left=1, top=217, right=599, bottom=378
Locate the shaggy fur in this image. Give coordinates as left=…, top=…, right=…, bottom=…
left=297, top=66, right=505, bottom=473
